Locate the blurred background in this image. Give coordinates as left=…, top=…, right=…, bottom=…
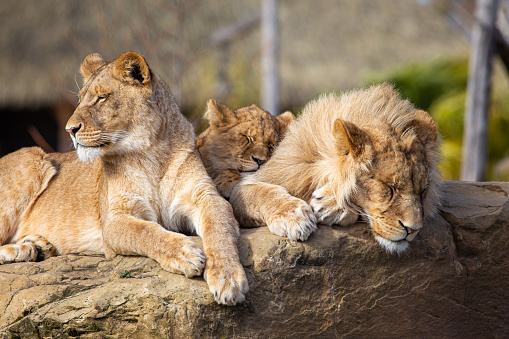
left=1, top=0, right=508, bottom=180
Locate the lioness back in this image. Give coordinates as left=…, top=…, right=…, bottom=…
left=231, top=83, right=441, bottom=254
left=196, top=99, right=294, bottom=198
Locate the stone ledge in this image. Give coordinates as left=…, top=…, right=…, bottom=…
left=1, top=181, right=508, bottom=338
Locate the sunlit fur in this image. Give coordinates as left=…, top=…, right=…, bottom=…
left=0, top=52, right=248, bottom=305
left=231, top=84, right=441, bottom=254
left=196, top=100, right=294, bottom=198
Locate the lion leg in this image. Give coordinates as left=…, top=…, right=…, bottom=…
left=0, top=147, right=57, bottom=245
left=309, top=183, right=358, bottom=226
left=230, top=176, right=317, bottom=241
left=187, top=189, right=249, bottom=305
left=102, top=215, right=206, bottom=278
left=0, top=234, right=56, bottom=264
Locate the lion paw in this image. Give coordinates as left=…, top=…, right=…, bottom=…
left=267, top=198, right=317, bottom=241
left=204, top=255, right=249, bottom=306
left=310, top=186, right=358, bottom=226
left=20, top=235, right=56, bottom=261
left=158, top=235, right=206, bottom=278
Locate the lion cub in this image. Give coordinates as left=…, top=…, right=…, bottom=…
left=0, top=52, right=248, bottom=305
left=196, top=100, right=294, bottom=198
left=230, top=84, right=441, bottom=255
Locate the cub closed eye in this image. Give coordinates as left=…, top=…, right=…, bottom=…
left=242, top=135, right=254, bottom=143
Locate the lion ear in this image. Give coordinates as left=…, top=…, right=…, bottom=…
left=205, top=99, right=237, bottom=128
left=80, top=53, right=107, bottom=84
left=276, top=111, right=295, bottom=130
left=114, top=52, right=151, bottom=86
left=409, top=110, right=438, bottom=148
left=333, top=119, right=367, bottom=158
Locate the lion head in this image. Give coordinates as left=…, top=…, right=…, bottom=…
left=196, top=100, right=294, bottom=180
left=66, top=52, right=176, bottom=162
left=241, top=84, right=441, bottom=254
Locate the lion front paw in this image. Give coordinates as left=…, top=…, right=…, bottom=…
left=310, top=186, right=358, bottom=226
left=204, top=254, right=249, bottom=306
left=267, top=198, right=317, bottom=241
left=158, top=234, right=206, bottom=278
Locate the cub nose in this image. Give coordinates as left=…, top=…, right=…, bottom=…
left=399, top=220, right=421, bottom=241
left=66, top=123, right=82, bottom=137
left=252, top=156, right=267, bottom=167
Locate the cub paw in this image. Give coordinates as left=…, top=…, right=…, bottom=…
left=310, top=186, right=358, bottom=226
left=158, top=234, right=206, bottom=278
left=204, top=254, right=249, bottom=306
left=267, top=198, right=317, bottom=241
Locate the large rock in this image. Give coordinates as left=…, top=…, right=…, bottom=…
left=1, top=181, right=508, bottom=338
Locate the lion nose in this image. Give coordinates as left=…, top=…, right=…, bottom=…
left=399, top=220, right=421, bottom=241
left=66, top=123, right=82, bottom=137
left=252, top=156, right=267, bottom=167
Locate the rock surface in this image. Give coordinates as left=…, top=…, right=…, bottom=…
left=1, top=181, right=508, bottom=338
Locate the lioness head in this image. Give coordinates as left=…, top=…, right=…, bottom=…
left=66, top=52, right=169, bottom=162
left=196, top=100, right=294, bottom=176
left=333, top=109, right=440, bottom=254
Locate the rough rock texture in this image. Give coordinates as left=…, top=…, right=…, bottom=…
left=1, top=181, right=508, bottom=338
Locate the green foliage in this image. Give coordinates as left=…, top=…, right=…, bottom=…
left=368, top=57, right=509, bottom=180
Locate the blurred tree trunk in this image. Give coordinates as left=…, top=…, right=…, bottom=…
left=461, top=0, right=499, bottom=181
left=261, top=0, right=280, bottom=116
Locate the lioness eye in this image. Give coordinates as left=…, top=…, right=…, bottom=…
left=243, top=135, right=254, bottom=143
left=388, top=185, right=396, bottom=201
left=95, top=94, right=108, bottom=104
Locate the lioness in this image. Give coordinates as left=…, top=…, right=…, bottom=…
left=0, top=52, right=248, bottom=305
left=196, top=99, right=294, bottom=198
left=230, top=84, right=441, bottom=254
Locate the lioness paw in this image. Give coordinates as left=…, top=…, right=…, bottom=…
left=310, top=186, right=358, bottom=226
left=158, top=235, right=206, bottom=278
left=267, top=198, right=317, bottom=241
left=204, top=255, right=249, bottom=306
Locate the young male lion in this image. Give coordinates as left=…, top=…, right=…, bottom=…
left=196, top=100, right=294, bottom=198
left=0, top=52, right=248, bottom=305
left=230, top=84, right=441, bottom=255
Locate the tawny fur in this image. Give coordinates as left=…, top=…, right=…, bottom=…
left=196, top=100, right=294, bottom=198
left=0, top=52, right=248, bottom=305
left=230, top=84, right=441, bottom=254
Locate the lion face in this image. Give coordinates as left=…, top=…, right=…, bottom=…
left=197, top=100, right=294, bottom=176
left=332, top=108, right=439, bottom=255
left=66, top=52, right=154, bottom=162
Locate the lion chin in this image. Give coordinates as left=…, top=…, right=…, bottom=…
left=374, top=236, right=409, bottom=256
left=75, top=146, right=104, bottom=163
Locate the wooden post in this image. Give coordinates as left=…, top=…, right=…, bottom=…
left=461, top=0, right=499, bottom=181
left=261, top=0, right=280, bottom=116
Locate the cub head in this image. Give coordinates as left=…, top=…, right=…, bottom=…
left=333, top=110, right=440, bottom=255
left=196, top=99, right=294, bottom=177
left=66, top=52, right=165, bottom=162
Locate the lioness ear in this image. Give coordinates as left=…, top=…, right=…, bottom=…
left=333, top=119, right=367, bottom=158
left=114, top=52, right=151, bottom=86
left=80, top=53, right=107, bottom=84
left=276, top=111, right=295, bottom=130
left=409, top=110, right=438, bottom=148
left=205, top=99, right=237, bottom=128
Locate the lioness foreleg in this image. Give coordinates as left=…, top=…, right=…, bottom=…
left=0, top=234, right=55, bottom=264
left=102, top=215, right=206, bottom=278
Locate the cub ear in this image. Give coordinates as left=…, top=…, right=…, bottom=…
left=276, top=111, right=295, bottom=130
left=333, top=119, right=368, bottom=158
left=205, top=99, right=237, bottom=128
left=80, top=53, right=107, bottom=84
left=409, top=110, right=438, bottom=148
left=114, top=51, right=151, bottom=86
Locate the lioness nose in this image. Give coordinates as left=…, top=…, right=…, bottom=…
left=66, top=124, right=82, bottom=137
left=252, top=156, right=267, bottom=167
